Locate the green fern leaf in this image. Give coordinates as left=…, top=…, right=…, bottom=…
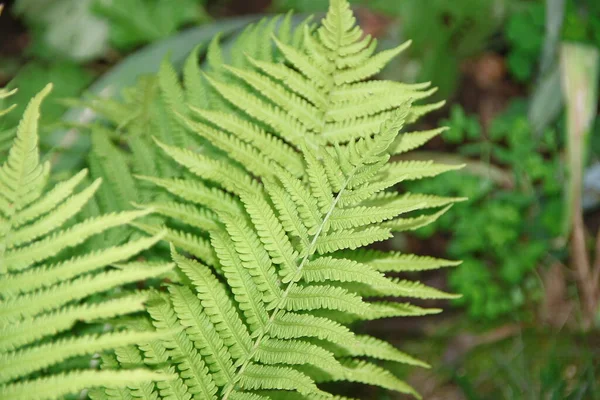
left=84, top=1, right=464, bottom=398
left=0, top=85, right=172, bottom=399
left=0, top=370, right=170, bottom=400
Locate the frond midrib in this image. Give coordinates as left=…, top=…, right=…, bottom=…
left=220, top=4, right=379, bottom=395
left=221, top=166, right=355, bottom=399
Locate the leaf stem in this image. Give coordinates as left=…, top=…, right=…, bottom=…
left=221, top=174, right=351, bottom=399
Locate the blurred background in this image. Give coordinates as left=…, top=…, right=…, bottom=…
left=1, top=0, right=600, bottom=398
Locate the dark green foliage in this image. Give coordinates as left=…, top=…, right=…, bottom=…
left=443, top=105, right=482, bottom=144
left=506, top=0, right=600, bottom=83
left=562, top=0, right=600, bottom=46
left=505, top=2, right=545, bottom=82
left=410, top=101, right=565, bottom=319
left=272, top=0, right=333, bottom=12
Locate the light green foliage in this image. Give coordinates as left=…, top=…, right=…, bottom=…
left=78, top=13, right=310, bottom=229
left=86, top=1, right=461, bottom=398
left=411, top=102, right=563, bottom=319
left=0, top=85, right=174, bottom=399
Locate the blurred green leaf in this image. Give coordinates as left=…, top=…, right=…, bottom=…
left=93, top=0, right=209, bottom=51
left=505, top=2, right=545, bottom=82
left=6, top=62, right=93, bottom=127
left=562, top=0, right=600, bottom=46
left=442, top=105, right=482, bottom=144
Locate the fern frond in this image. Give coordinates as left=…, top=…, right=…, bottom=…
left=13, top=169, right=89, bottom=227
left=335, top=249, right=461, bottom=272
left=87, top=1, right=463, bottom=398
left=174, top=250, right=253, bottom=360
left=317, top=226, right=393, bottom=254
left=5, top=209, right=154, bottom=271
left=188, top=107, right=305, bottom=177
left=390, top=127, right=448, bottom=155
left=0, top=234, right=164, bottom=296
left=218, top=211, right=282, bottom=305
left=211, top=229, right=269, bottom=333
left=168, top=285, right=237, bottom=387
left=132, top=222, right=217, bottom=266
left=89, top=127, right=139, bottom=216
left=0, top=331, right=164, bottom=384
left=284, top=285, right=370, bottom=314
left=174, top=114, right=277, bottom=179
left=333, top=360, right=419, bottom=398
left=0, top=87, right=17, bottom=116
left=145, top=293, right=219, bottom=400
left=228, top=391, right=270, bottom=400
left=238, top=364, right=329, bottom=397
left=0, top=85, right=51, bottom=221
left=383, top=204, right=454, bottom=232
left=0, top=370, right=171, bottom=400
left=0, top=88, right=18, bottom=159
left=344, top=335, right=429, bottom=368
left=270, top=312, right=355, bottom=344
left=136, top=175, right=242, bottom=216
left=0, top=294, right=150, bottom=352
left=255, top=337, right=341, bottom=372
left=0, top=86, right=172, bottom=398
left=154, top=139, right=258, bottom=195
left=1, top=263, right=173, bottom=322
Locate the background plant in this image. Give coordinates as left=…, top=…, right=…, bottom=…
left=409, top=102, right=564, bottom=319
